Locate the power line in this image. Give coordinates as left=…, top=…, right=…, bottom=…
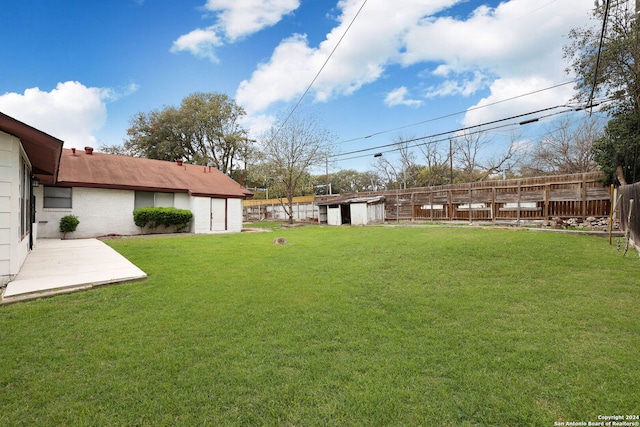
left=589, top=0, right=612, bottom=110
left=333, top=105, right=602, bottom=163
left=271, top=0, right=369, bottom=140
left=332, top=104, right=573, bottom=159
left=336, top=80, right=576, bottom=145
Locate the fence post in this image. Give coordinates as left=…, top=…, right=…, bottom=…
left=544, top=183, right=550, bottom=223
left=517, top=180, right=522, bottom=227
left=468, top=183, right=473, bottom=224
left=581, top=173, right=587, bottom=218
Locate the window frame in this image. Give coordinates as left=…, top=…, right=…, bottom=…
left=43, top=186, right=73, bottom=209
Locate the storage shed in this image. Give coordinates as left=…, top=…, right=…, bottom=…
left=318, top=196, right=385, bottom=226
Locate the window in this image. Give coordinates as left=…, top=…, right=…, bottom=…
left=19, top=157, right=31, bottom=239
left=134, top=191, right=174, bottom=209
left=43, top=187, right=72, bottom=209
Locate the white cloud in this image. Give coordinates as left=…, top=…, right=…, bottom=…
left=384, top=87, right=423, bottom=107
left=170, top=27, right=222, bottom=62
left=171, top=0, right=299, bottom=61
left=235, top=0, right=593, bottom=126
left=205, top=0, right=300, bottom=41
left=237, top=0, right=455, bottom=114
left=461, top=76, right=575, bottom=128
left=425, top=70, right=492, bottom=99
left=0, top=81, right=119, bottom=148
left=239, top=111, right=276, bottom=139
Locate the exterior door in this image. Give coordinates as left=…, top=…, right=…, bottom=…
left=210, top=198, right=227, bottom=231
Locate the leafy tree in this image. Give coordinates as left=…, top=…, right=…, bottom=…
left=259, top=114, right=335, bottom=224
left=593, top=109, right=640, bottom=183
left=123, top=93, right=251, bottom=175
left=565, top=1, right=640, bottom=183
left=322, top=169, right=380, bottom=194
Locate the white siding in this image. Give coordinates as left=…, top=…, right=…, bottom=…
left=190, top=196, right=211, bottom=234
left=0, top=132, right=29, bottom=284
left=327, top=207, right=341, bottom=226
left=350, top=203, right=368, bottom=225
left=211, top=198, right=227, bottom=231
left=368, top=203, right=385, bottom=224
left=226, top=198, right=243, bottom=232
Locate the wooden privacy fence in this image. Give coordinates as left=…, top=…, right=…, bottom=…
left=618, top=181, right=640, bottom=249
left=315, top=172, right=612, bottom=224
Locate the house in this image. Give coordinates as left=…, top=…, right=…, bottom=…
left=0, top=112, right=252, bottom=285
left=317, top=196, right=385, bottom=226
left=0, top=112, right=63, bottom=285
left=35, top=148, right=253, bottom=238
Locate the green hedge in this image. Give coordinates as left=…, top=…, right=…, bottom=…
left=133, top=207, right=193, bottom=233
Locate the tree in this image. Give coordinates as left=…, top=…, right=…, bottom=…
left=453, top=130, right=487, bottom=182
left=373, top=136, right=420, bottom=189
left=565, top=1, right=640, bottom=183
left=259, top=114, right=335, bottom=224
left=123, top=92, right=251, bottom=175
left=593, top=109, right=640, bottom=183
left=417, top=139, right=450, bottom=186
left=521, top=116, right=602, bottom=176
left=453, top=130, right=519, bottom=182
left=323, top=169, right=382, bottom=194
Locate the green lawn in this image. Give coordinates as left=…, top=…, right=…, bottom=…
left=1, top=225, right=638, bottom=426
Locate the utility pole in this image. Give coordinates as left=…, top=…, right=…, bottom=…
left=325, top=156, right=329, bottom=195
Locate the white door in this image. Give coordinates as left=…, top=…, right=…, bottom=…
left=210, top=198, right=227, bottom=231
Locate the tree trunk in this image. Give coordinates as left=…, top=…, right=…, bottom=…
left=616, top=164, right=627, bottom=185
left=288, top=199, right=294, bottom=224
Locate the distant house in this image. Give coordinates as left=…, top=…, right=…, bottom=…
left=317, top=196, right=385, bottom=226
left=0, top=112, right=252, bottom=285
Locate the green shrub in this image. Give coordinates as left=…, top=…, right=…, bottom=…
left=59, top=215, right=79, bottom=239
left=133, top=207, right=193, bottom=234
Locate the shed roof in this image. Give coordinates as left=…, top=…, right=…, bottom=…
left=0, top=112, right=63, bottom=181
left=55, top=148, right=253, bottom=198
left=317, top=195, right=385, bottom=205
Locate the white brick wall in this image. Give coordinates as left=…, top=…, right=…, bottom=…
left=35, top=187, right=244, bottom=238
left=36, top=187, right=139, bottom=238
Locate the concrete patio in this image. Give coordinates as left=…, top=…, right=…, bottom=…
left=2, top=238, right=147, bottom=304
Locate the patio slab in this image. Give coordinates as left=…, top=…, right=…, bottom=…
left=2, top=238, right=147, bottom=304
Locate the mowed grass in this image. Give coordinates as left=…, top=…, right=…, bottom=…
left=1, top=225, right=639, bottom=426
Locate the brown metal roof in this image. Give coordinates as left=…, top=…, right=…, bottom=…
left=0, top=112, right=63, bottom=182
left=56, top=148, right=253, bottom=198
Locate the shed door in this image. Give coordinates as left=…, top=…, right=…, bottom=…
left=210, top=198, right=228, bottom=231
left=340, top=204, right=351, bottom=225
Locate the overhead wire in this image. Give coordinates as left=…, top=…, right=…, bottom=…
left=270, top=0, right=369, bottom=140
left=333, top=105, right=601, bottom=163
left=588, top=0, right=612, bottom=111
left=335, top=80, right=576, bottom=145
left=332, top=104, right=573, bottom=159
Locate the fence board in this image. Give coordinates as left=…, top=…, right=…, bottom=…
left=245, top=172, right=612, bottom=224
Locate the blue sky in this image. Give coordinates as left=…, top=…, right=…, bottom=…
left=1, top=0, right=597, bottom=172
